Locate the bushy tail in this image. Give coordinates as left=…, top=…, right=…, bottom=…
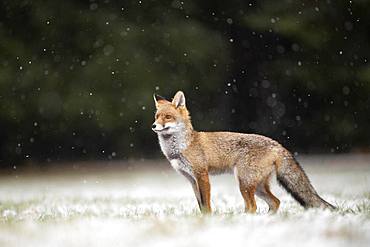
left=276, top=155, right=335, bottom=210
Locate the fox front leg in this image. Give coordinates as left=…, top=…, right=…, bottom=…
left=190, top=179, right=202, bottom=211
left=195, top=170, right=212, bottom=213
left=179, top=171, right=202, bottom=211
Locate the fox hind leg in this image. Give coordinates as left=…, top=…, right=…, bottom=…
left=234, top=167, right=257, bottom=213
left=239, top=183, right=257, bottom=213
left=256, top=177, right=280, bottom=213
left=236, top=176, right=257, bottom=213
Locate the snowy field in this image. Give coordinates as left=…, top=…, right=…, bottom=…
left=0, top=154, right=369, bottom=247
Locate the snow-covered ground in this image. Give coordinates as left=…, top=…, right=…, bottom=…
left=0, top=155, right=369, bottom=247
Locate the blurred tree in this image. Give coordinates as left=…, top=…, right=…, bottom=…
left=0, top=0, right=369, bottom=167
left=237, top=0, right=370, bottom=152
left=0, top=0, right=231, bottom=166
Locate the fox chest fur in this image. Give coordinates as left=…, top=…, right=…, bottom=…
left=158, top=133, right=195, bottom=179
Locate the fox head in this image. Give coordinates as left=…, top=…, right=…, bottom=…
left=152, top=91, right=192, bottom=135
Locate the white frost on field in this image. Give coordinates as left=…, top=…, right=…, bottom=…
left=0, top=155, right=369, bottom=247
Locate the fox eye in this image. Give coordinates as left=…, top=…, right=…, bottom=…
left=165, top=115, right=172, bottom=120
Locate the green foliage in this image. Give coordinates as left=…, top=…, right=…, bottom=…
left=0, top=0, right=369, bottom=166
left=0, top=0, right=231, bottom=165
left=240, top=0, right=370, bottom=151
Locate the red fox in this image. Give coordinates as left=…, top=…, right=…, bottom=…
left=152, top=91, right=335, bottom=213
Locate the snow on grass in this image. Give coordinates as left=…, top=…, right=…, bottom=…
left=0, top=155, right=369, bottom=247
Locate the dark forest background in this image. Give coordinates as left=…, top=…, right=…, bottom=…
left=0, top=0, right=369, bottom=167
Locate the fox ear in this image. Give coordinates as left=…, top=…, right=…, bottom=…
left=172, top=91, right=186, bottom=108
left=153, top=94, right=167, bottom=108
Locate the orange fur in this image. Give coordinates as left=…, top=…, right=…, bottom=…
left=152, top=91, right=335, bottom=214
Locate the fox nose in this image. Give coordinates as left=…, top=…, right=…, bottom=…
left=152, top=124, right=156, bottom=129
